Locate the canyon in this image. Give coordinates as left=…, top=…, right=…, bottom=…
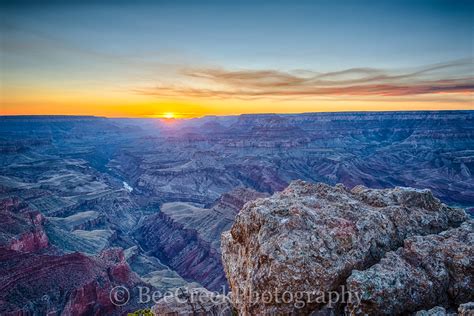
left=0, top=111, right=473, bottom=314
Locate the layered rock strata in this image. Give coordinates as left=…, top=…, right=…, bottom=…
left=135, top=187, right=266, bottom=290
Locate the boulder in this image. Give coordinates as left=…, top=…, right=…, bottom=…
left=221, top=181, right=468, bottom=315
left=347, top=221, right=473, bottom=315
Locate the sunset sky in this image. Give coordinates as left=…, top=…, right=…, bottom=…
left=1, top=0, right=473, bottom=118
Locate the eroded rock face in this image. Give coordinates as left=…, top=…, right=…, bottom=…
left=347, top=221, right=474, bottom=315
left=134, top=187, right=266, bottom=291
left=0, top=247, right=143, bottom=315
left=0, top=200, right=144, bottom=316
left=0, top=197, right=49, bottom=252
left=61, top=248, right=144, bottom=316
left=221, top=181, right=468, bottom=315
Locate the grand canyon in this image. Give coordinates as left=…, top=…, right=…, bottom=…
left=2, top=0, right=473, bottom=314
left=0, top=112, right=473, bottom=315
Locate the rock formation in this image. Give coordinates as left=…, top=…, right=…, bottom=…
left=458, top=302, right=474, bottom=315
left=0, top=197, right=49, bottom=252
left=347, top=220, right=474, bottom=315
left=415, top=302, right=474, bottom=316
left=0, top=199, right=146, bottom=315
left=134, top=187, right=267, bottom=290
left=221, top=181, right=469, bottom=315
left=0, top=247, right=144, bottom=315
left=415, top=306, right=454, bottom=316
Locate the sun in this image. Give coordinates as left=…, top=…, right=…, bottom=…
left=163, top=112, right=175, bottom=119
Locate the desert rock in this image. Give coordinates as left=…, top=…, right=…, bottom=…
left=347, top=221, right=474, bottom=315
left=221, top=181, right=468, bottom=314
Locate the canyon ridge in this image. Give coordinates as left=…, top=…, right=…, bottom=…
left=0, top=111, right=473, bottom=314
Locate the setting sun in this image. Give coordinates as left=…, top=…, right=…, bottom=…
left=163, top=112, right=175, bottom=119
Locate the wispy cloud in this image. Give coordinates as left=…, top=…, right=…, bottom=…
left=137, top=59, right=474, bottom=99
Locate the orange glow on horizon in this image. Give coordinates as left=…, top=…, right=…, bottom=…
left=1, top=64, right=473, bottom=118
left=2, top=100, right=473, bottom=118
left=1, top=87, right=473, bottom=118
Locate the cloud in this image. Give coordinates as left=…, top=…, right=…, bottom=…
left=137, top=59, right=474, bottom=99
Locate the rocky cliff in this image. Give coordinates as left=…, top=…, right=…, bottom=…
left=0, top=198, right=146, bottom=315
left=0, top=246, right=145, bottom=315
left=0, top=197, right=49, bottom=252
left=134, top=187, right=266, bottom=290
left=221, top=181, right=471, bottom=315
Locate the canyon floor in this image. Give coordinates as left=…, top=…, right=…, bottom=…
left=0, top=111, right=473, bottom=315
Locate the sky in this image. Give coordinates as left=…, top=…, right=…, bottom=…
left=1, top=0, right=473, bottom=118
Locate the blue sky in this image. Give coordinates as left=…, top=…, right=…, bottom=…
left=1, top=0, right=473, bottom=117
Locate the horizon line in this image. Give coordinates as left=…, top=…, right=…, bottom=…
left=1, top=109, right=473, bottom=120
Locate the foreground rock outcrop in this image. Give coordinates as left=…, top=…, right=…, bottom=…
left=221, top=181, right=469, bottom=315
left=415, top=302, right=474, bottom=316
left=347, top=220, right=474, bottom=315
